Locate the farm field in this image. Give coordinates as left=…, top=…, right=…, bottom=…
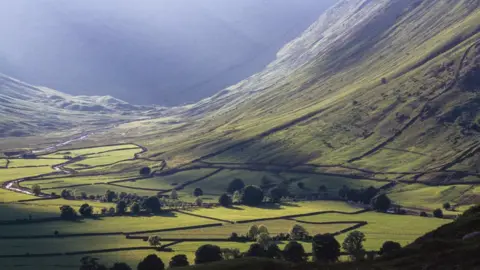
left=0, top=167, right=55, bottom=183
left=294, top=212, right=451, bottom=250
left=21, top=173, right=139, bottom=190
left=38, top=144, right=142, bottom=159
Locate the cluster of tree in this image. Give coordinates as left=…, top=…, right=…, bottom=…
left=339, top=185, right=392, bottom=212
left=220, top=179, right=266, bottom=207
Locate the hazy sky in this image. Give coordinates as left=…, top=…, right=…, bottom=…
left=0, top=0, right=336, bottom=105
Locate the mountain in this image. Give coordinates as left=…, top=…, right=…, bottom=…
left=0, top=0, right=336, bottom=105
left=0, top=73, right=161, bottom=139
left=109, top=0, right=479, bottom=183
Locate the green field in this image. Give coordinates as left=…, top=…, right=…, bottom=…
left=22, top=173, right=138, bottom=190
left=65, top=148, right=142, bottom=170
left=0, top=167, right=55, bottom=183
left=39, top=144, right=141, bottom=159
left=7, top=158, right=64, bottom=168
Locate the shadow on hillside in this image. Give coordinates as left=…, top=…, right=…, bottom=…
left=227, top=205, right=245, bottom=211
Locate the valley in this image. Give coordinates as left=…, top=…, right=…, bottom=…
left=0, top=0, right=479, bottom=269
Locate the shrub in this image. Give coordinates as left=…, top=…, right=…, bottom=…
left=169, top=254, right=189, bottom=268
left=32, top=184, right=41, bottom=196
left=433, top=208, right=444, bottom=218
left=312, top=234, right=340, bottom=263
left=381, top=77, right=388, bottom=84
left=194, top=244, right=223, bottom=264
left=283, top=241, right=307, bottom=263
left=227, top=178, right=245, bottom=194
left=193, top=188, right=203, bottom=197
left=443, top=202, right=451, bottom=210
left=219, top=194, right=232, bottom=207
left=371, top=194, right=391, bottom=212
left=148, top=236, right=161, bottom=247
left=139, top=167, right=151, bottom=176
left=221, top=248, right=241, bottom=260
left=342, top=231, right=366, bottom=261
left=137, top=254, right=164, bottom=270
left=420, top=211, right=428, bottom=217
left=241, top=185, right=264, bottom=206
left=79, top=204, right=93, bottom=217
left=379, top=241, right=401, bottom=256
left=59, top=205, right=77, bottom=220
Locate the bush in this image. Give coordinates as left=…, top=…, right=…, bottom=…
left=443, top=202, right=451, bottom=210
left=137, top=254, right=164, bottom=270
left=59, top=205, right=77, bottom=220
left=169, top=254, right=189, bottom=268
left=379, top=241, right=401, bottom=256
left=194, top=244, right=223, bottom=264
left=420, top=211, right=428, bottom=217
left=139, top=167, right=151, bottom=176
left=241, top=185, right=264, bottom=206
left=283, top=241, right=307, bottom=263
left=79, top=204, right=93, bottom=217
left=32, top=184, right=41, bottom=196
left=342, top=231, right=366, bottom=261
left=433, top=208, right=444, bottom=218
left=193, top=188, right=203, bottom=197
left=371, top=194, right=391, bottom=212
left=227, top=178, right=245, bottom=194
left=381, top=77, right=388, bottom=84
left=219, top=194, right=232, bottom=207
left=148, top=236, right=161, bottom=247
left=312, top=234, right=340, bottom=263
left=221, top=248, right=241, bottom=260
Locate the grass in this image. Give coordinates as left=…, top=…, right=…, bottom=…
left=39, top=144, right=141, bottom=159
left=0, top=189, right=38, bottom=203
left=295, top=212, right=451, bottom=250
left=66, top=148, right=142, bottom=169
left=22, top=173, right=139, bottom=190
left=0, top=213, right=218, bottom=236
left=188, top=201, right=360, bottom=222
left=7, top=158, right=65, bottom=168
left=0, top=167, right=55, bottom=183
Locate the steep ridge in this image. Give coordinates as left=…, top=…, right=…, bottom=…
left=116, top=0, right=480, bottom=183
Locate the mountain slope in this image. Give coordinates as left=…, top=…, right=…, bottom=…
left=101, top=0, right=480, bottom=184
left=0, top=73, right=159, bottom=139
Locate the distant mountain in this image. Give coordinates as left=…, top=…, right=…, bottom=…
left=0, top=0, right=336, bottom=105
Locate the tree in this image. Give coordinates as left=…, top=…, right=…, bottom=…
left=241, top=185, right=264, bottom=206
left=297, top=182, right=305, bottom=189
left=101, top=207, right=107, bottom=215
left=381, top=77, right=388, bottom=84
left=420, top=211, right=428, bottom=217
left=116, top=201, right=127, bottom=215
left=79, top=203, right=93, bottom=217
left=362, top=186, right=379, bottom=204
left=371, top=194, right=391, bottom=212
left=81, top=192, right=88, bottom=200
left=168, top=254, right=189, bottom=268
left=227, top=178, right=245, bottom=194
left=256, top=232, right=271, bottom=249
left=258, top=224, right=269, bottom=235
left=289, top=224, right=308, bottom=240
left=379, top=241, right=401, bottom=256
left=137, top=254, right=164, bottom=270
left=143, top=196, right=161, bottom=213
left=312, top=234, right=341, bottom=263
left=80, top=256, right=107, bottom=270
left=247, top=225, right=259, bottom=240
left=269, top=187, right=285, bottom=203
left=260, top=176, right=272, bottom=189
left=283, top=241, right=307, bottom=263
left=60, top=205, right=77, bottom=220
left=195, top=197, right=203, bottom=207
left=130, top=202, right=140, bottom=215
left=193, top=188, right=203, bottom=197
left=338, top=185, right=349, bottom=199
left=148, top=236, right=161, bottom=248
left=32, top=184, right=41, bottom=196
left=194, top=244, right=223, bottom=264
left=218, top=194, right=232, bottom=207
left=221, top=248, right=241, bottom=260
left=104, top=190, right=116, bottom=203
left=245, top=243, right=266, bottom=257
left=266, top=244, right=283, bottom=259
left=110, top=262, right=132, bottom=270
left=232, top=190, right=242, bottom=204
left=433, top=208, right=444, bottom=218
left=443, top=202, right=451, bottom=210
left=139, top=167, right=151, bottom=176
left=170, top=189, right=178, bottom=200
left=342, top=231, right=366, bottom=261
left=61, top=189, right=71, bottom=199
